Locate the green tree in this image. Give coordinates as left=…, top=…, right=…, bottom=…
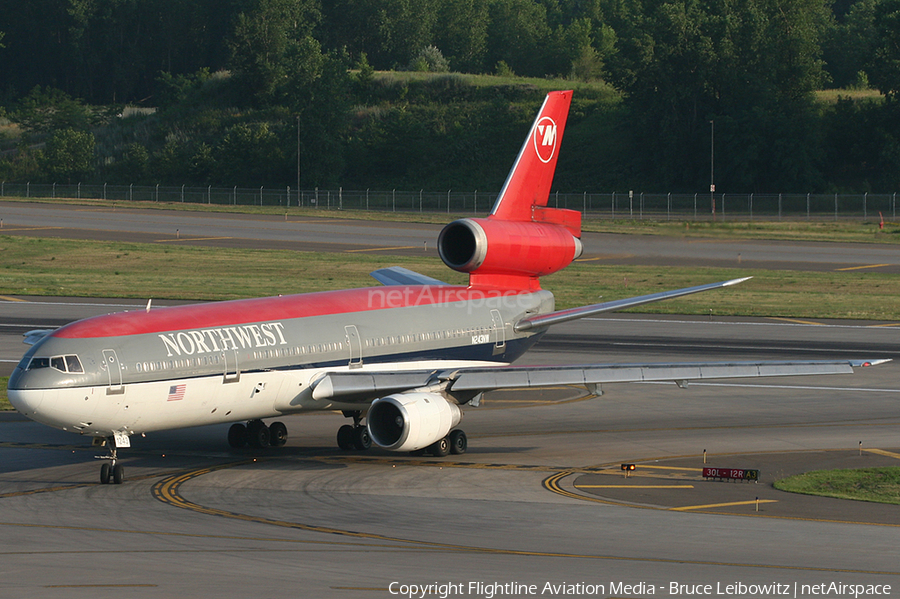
left=432, top=0, right=488, bottom=72
left=13, top=86, right=97, bottom=133
left=603, top=0, right=832, bottom=191
left=227, top=0, right=323, bottom=106
left=823, top=0, right=878, bottom=89
left=42, top=128, right=95, bottom=182
left=485, top=0, right=551, bottom=76
left=870, top=0, right=900, bottom=98
left=215, top=122, right=285, bottom=185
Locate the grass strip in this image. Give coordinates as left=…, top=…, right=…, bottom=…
left=774, top=468, right=900, bottom=505
left=2, top=236, right=900, bottom=319
left=0, top=377, right=9, bottom=411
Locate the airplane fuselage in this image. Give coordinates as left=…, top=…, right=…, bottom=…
left=8, top=285, right=554, bottom=438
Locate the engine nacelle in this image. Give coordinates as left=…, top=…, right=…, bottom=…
left=367, top=392, right=462, bottom=452
left=438, top=217, right=583, bottom=289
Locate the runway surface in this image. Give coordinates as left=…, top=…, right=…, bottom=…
left=2, top=199, right=899, bottom=272
left=1, top=297, right=899, bottom=597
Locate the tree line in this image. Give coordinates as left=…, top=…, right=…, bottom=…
left=2, top=0, right=900, bottom=194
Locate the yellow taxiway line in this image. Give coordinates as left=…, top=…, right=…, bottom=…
left=576, top=485, right=695, bottom=489
left=671, top=499, right=778, bottom=511
left=864, top=448, right=900, bottom=460
left=836, top=264, right=891, bottom=271
left=345, top=246, right=420, bottom=253
left=154, top=236, right=234, bottom=243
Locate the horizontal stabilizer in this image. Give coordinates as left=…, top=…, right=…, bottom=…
left=515, top=277, right=752, bottom=332
left=370, top=267, right=449, bottom=287
left=23, top=329, right=55, bottom=345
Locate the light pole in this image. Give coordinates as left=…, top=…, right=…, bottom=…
left=297, top=114, right=303, bottom=207
left=710, top=119, right=715, bottom=219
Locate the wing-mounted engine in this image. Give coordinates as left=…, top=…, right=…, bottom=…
left=438, top=216, right=583, bottom=290
left=367, top=392, right=462, bottom=453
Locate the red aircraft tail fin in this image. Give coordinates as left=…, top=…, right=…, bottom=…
left=489, top=90, right=574, bottom=225
left=436, top=91, right=583, bottom=291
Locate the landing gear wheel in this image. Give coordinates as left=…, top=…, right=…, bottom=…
left=247, top=420, right=270, bottom=448
left=449, top=429, right=467, bottom=455
left=227, top=423, right=248, bottom=448
left=337, top=425, right=355, bottom=450
left=100, top=462, right=111, bottom=484
left=112, top=463, right=125, bottom=485
left=428, top=436, right=451, bottom=457
left=352, top=426, right=371, bottom=451
left=269, top=422, right=288, bottom=447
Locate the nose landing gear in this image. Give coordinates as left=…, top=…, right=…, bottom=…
left=95, top=435, right=126, bottom=484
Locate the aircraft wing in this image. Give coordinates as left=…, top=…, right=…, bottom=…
left=370, top=267, right=449, bottom=286
left=310, top=359, right=887, bottom=403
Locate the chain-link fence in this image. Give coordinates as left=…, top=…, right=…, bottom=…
left=3, top=182, right=897, bottom=221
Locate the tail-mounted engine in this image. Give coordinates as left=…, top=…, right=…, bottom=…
left=438, top=213, right=583, bottom=290
left=367, top=392, right=462, bottom=452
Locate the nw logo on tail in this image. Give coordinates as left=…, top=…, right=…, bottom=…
left=533, top=117, right=558, bottom=163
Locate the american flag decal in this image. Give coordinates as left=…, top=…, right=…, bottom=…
left=167, top=384, right=186, bottom=401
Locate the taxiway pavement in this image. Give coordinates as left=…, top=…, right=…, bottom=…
left=2, top=200, right=898, bottom=272
left=0, top=301, right=898, bottom=597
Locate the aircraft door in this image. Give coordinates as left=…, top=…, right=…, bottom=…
left=102, top=349, right=125, bottom=395
left=345, top=325, right=363, bottom=368
left=490, top=310, right=506, bottom=354
left=222, top=348, right=240, bottom=383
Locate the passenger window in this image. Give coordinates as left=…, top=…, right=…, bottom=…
left=65, top=355, right=84, bottom=373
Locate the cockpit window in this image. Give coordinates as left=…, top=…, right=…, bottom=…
left=25, top=357, right=50, bottom=370
left=25, top=355, right=83, bottom=373
left=65, top=355, right=84, bottom=373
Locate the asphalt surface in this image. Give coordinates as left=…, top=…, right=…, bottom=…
left=0, top=203, right=898, bottom=597
left=2, top=199, right=900, bottom=271
left=1, top=300, right=899, bottom=597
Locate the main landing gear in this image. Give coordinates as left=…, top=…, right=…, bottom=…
left=336, top=411, right=371, bottom=451
left=227, top=419, right=288, bottom=449
left=410, top=430, right=467, bottom=457
left=96, top=436, right=125, bottom=485
left=335, top=411, right=467, bottom=456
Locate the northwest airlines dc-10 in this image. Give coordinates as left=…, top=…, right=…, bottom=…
left=7, top=91, right=884, bottom=484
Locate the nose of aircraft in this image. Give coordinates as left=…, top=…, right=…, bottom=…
left=7, top=366, right=48, bottom=421
left=7, top=385, right=44, bottom=416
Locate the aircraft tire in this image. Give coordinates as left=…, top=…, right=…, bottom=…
left=227, top=423, right=248, bottom=448
left=352, top=426, right=371, bottom=451
left=429, top=437, right=450, bottom=457
left=269, top=422, right=288, bottom=447
left=100, top=462, right=111, bottom=484
left=112, top=463, right=125, bottom=485
left=337, top=425, right=355, bottom=450
left=247, top=421, right=270, bottom=448
left=449, top=430, right=467, bottom=455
